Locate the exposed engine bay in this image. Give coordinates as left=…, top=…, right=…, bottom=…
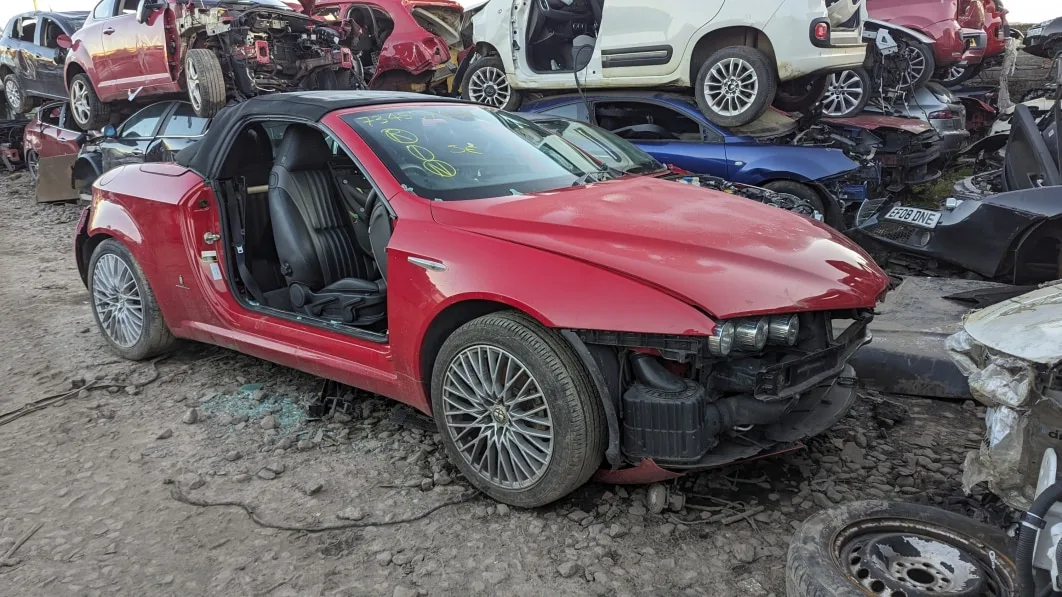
left=175, top=1, right=360, bottom=97
left=575, top=309, right=872, bottom=469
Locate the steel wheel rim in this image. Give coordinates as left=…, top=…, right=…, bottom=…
left=823, top=70, right=865, bottom=116
left=26, top=151, right=38, bottom=180
left=187, top=59, right=202, bottom=112
left=92, top=253, right=144, bottom=348
left=703, top=57, right=759, bottom=117
left=901, top=46, right=927, bottom=88
left=70, top=80, right=91, bottom=126
left=467, top=66, right=511, bottom=108
left=835, top=519, right=1012, bottom=597
left=442, top=345, right=554, bottom=490
left=5, top=79, right=19, bottom=107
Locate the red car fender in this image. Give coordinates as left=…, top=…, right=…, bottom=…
left=62, top=41, right=99, bottom=93
left=86, top=195, right=149, bottom=267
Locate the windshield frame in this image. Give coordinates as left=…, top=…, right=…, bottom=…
left=530, top=117, right=667, bottom=176
left=340, top=105, right=612, bottom=201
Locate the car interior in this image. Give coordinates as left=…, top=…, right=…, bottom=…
left=40, top=19, right=62, bottom=49
left=16, top=18, right=36, bottom=42
left=594, top=101, right=704, bottom=141
left=216, top=121, right=392, bottom=334
left=346, top=5, right=395, bottom=77
left=525, top=0, right=603, bottom=73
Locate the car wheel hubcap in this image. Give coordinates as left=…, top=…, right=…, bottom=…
left=822, top=70, right=865, bottom=116
left=467, top=66, right=511, bottom=108
left=92, top=254, right=144, bottom=348
left=901, top=46, right=927, bottom=88
left=704, top=58, right=759, bottom=117
left=442, top=345, right=554, bottom=490
left=71, top=80, right=91, bottom=126
left=187, top=60, right=202, bottom=112
left=5, top=80, right=19, bottom=107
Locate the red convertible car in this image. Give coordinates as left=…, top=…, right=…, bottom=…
left=75, top=92, right=889, bottom=506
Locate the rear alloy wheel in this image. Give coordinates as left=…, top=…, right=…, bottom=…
left=4, top=74, right=31, bottom=114
left=898, top=40, right=935, bottom=91
left=185, top=49, right=226, bottom=118
left=69, top=74, right=110, bottom=130
left=821, top=68, right=871, bottom=117
left=431, top=311, right=605, bottom=507
left=937, top=62, right=981, bottom=86
left=88, top=239, right=175, bottom=360
left=25, top=150, right=38, bottom=182
left=695, top=46, right=776, bottom=128
left=461, top=56, right=522, bottom=111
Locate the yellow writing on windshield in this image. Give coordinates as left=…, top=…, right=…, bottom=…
left=382, top=128, right=456, bottom=179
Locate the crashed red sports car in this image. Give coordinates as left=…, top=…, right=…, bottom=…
left=61, top=0, right=361, bottom=130
left=75, top=91, right=889, bottom=506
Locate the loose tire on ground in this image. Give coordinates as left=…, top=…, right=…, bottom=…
left=185, top=49, right=226, bottom=118
left=773, top=74, right=828, bottom=114
left=460, top=56, right=522, bottom=111
left=787, top=500, right=1015, bottom=597
left=694, top=46, right=776, bottom=128
left=88, top=239, right=176, bottom=361
left=68, top=73, right=110, bottom=130
left=430, top=311, right=605, bottom=507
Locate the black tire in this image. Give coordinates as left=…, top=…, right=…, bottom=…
left=820, top=68, right=871, bottom=118
left=185, top=49, right=226, bottom=119
left=899, top=40, right=935, bottom=91
left=787, top=501, right=1015, bottom=597
left=3, top=74, right=31, bottom=114
left=87, top=239, right=176, bottom=361
left=773, top=75, right=828, bottom=114
left=936, top=62, right=982, bottom=87
left=68, top=73, right=110, bottom=130
left=460, top=56, right=522, bottom=111
left=694, top=46, right=776, bottom=127
left=763, top=180, right=830, bottom=225
left=309, top=68, right=339, bottom=90
left=335, top=63, right=366, bottom=90
left=430, top=311, right=605, bottom=507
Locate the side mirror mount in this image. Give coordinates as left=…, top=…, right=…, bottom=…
left=102, top=125, right=117, bottom=138
left=136, top=0, right=166, bottom=24
left=56, top=34, right=72, bottom=50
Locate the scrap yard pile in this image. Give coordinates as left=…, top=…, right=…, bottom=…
left=3, top=0, right=1062, bottom=595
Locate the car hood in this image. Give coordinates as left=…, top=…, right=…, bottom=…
left=964, top=282, right=1062, bottom=366
left=430, top=177, right=889, bottom=319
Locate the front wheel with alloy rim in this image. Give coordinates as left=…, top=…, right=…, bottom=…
left=695, top=46, right=776, bottom=128
left=88, top=239, right=175, bottom=361
left=4, top=74, right=32, bottom=114
left=898, top=40, right=935, bottom=91
left=25, top=150, right=38, bottom=182
left=821, top=68, right=871, bottom=117
left=185, top=49, right=226, bottom=118
left=69, top=73, right=110, bottom=130
left=430, top=311, right=605, bottom=507
left=787, top=501, right=1015, bottom=597
left=460, top=56, right=522, bottom=111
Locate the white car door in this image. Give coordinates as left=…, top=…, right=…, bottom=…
left=597, top=0, right=723, bottom=78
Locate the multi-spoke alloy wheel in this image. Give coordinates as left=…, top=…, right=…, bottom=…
left=442, top=345, right=553, bottom=489
left=187, top=58, right=203, bottom=113
left=92, top=253, right=144, bottom=348
left=70, top=79, right=91, bottom=125
left=466, top=66, right=511, bottom=108
left=5, top=78, right=20, bottom=109
left=703, top=57, right=759, bottom=117
left=822, top=69, right=869, bottom=117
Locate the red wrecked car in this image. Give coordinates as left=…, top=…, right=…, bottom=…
left=939, top=0, right=1010, bottom=85
left=311, top=0, right=468, bottom=94
left=22, top=100, right=86, bottom=202
left=60, top=0, right=361, bottom=130
left=867, top=0, right=988, bottom=88
left=75, top=92, right=889, bottom=506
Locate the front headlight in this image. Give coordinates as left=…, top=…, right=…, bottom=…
left=734, top=318, right=769, bottom=351
left=768, top=314, right=800, bottom=346
left=707, top=321, right=735, bottom=357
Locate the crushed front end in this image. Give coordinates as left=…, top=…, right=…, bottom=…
left=176, top=3, right=359, bottom=97
left=577, top=309, right=873, bottom=476
left=659, top=171, right=825, bottom=221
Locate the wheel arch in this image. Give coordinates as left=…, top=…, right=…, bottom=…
left=0, top=64, right=12, bottom=79
left=77, top=231, right=113, bottom=285
left=688, top=26, right=776, bottom=85
left=759, top=177, right=845, bottom=230
left=71, top=155, right=102, bottom=194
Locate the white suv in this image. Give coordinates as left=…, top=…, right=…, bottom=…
left=462, top=0, right=868, bottom=127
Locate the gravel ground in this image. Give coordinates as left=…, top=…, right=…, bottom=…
left=0, top=170, right=1010, bottom=596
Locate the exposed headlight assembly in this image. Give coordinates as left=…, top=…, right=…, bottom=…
left=707, top=321, right=735, bottom=357
left=734, top=318, right=769, bottom=351
left=768, top=314, right=800, bottom=346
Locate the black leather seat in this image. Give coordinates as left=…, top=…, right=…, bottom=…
left=268, top=124, right=386, bottom=325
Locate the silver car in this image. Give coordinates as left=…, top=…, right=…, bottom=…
left=865, top=82, right=969, bottom=153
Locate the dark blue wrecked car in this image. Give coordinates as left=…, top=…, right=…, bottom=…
left=520, top=91, right=879, bottom=227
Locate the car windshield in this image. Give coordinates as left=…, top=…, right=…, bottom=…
left=531, top=118, right=665, bottom=175
left=342, top=105, right=610, bottom=201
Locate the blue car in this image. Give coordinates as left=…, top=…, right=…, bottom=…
left=520, top=92, right=877, bottom=227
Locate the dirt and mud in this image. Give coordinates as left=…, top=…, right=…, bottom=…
left=0, top=170, right=1010, bottom=596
